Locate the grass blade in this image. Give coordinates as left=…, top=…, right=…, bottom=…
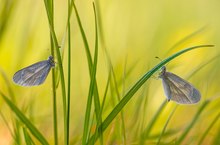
left=187, top=54, right=220, bottom=79
left=0, top=68, right=22, bottom=144
left=43, top=0, right=67, bottom=144
left=139, top=99, right=167, bottom=144
left=176, top=100, right=210, bottom=145
left=82, top=2, right=99, bottom=144
left=108, top=56, right=127, bottom=144
left=166, top=25, right=208, bottom=54
left=157, top=105, right=178, bottom=145
left=47, top=0, right=58, bottom=144
left=0, top=111, right=17, bottom=143
left=198, top=113, right=220, bottom=145
left=72, top=2, right=101, bottom=122
left=87, top=44, right=214, bottom=144
left=66, top=0, right=72, bottom=144
left=0, top=92, right=49, bottom=145
left=92, top=70, right=111, bottom=145
left=50, top=37, right=58, bottom=145
left=212, top=124, right=220, bottom=145
left=23, top=127, right=35, bottom=145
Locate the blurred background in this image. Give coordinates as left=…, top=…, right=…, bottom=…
left=0, top=0, right=220, bottom=144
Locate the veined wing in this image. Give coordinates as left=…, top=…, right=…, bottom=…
left=164, top=72, right=201, bottom=104
left=13, top=60, right=52, bottom=86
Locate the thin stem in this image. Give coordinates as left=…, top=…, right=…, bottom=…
left=48, top=0, right=58, bottom=144
left=51, top=36, right=58, bottom=145
left=43, top=0, right=67, bottom=144
left=66, top=0, right=72, bottom=144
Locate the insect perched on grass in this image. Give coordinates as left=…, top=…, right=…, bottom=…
left=159, top=66, right=201, bottom=104
left=13, top=56, right=55, bottom=86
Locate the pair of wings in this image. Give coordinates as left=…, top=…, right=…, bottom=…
left=161, top=72, right=201, bottom=104
left=13, top=60, right=52, bottom=86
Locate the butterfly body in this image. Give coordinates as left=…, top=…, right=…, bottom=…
left=159, top=66, right=201, bottom=104
left=13, top=56, right=55, bottom=86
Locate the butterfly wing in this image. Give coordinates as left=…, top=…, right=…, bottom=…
left=161, top=78, right=172, bottom=101
left=162, top=72, right=201, bottom=104
left=13, top=60, right=52, bottom=86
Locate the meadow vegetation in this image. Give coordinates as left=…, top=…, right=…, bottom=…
left=0, top=0, right=219, bottom=145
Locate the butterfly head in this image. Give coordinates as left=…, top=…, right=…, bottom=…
left=159, top=66, right=166, bottom=78
left=48, top=56, right=55, bottom=67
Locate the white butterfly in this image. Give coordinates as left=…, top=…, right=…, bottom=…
left=159, top=66, right=201, bottom=104
left=13, top=56, right=55, bottom=86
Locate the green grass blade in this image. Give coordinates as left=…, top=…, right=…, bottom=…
left=47, top=0, right=58, bottom=144
left=23, top=127, right=35, bottom=145
left=92, top=70, right=111, bottom=145
left=0, top=0, right=17, bottom=42
left=166, top=25, right=208, bottom=54
left=50, top=36, right=58, bottom=145
left=66, top=0, right=72, bottom=144
left=0, top=92, right=49, bottom=145
left=87, top=44, right=214, bottom=144
left=14, top=119, right=21, bottom=145
left=212, top=124, right=220, bottom=145
left=0, top=111, right=17, bottom=143
left=87, top=112, right=96, bottom=141
left=72, top=2, right=92, bottom=71
left=198, top=113, right=220, bottom=145
left=131, top=84, right=149, bottom=139
left=99, top=71, right=111, bottom=145
left=43, top=0, right=67, bottom=144
left=176, top=100, right=210, bottom=145
left=0, top=68, right=21, bottom=145
left=147, top=129, right=180, bottom=140
left=82, top=3, right=99, bottom=144
left=157, top=105, right=178, bottom=145
left=0, top=68, right=15, bottom=101
left=72, top=2, right=101, bottom=121
left=187, top=54, right=220, bottom=79
left=109, top=60, right=127, bottom=144
left=139, top=99, right=167, bottom=144
left=91, top=3, right=104, bottom=145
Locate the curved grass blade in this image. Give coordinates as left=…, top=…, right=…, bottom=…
left=139, top=99, right=167, bottom=144
left=82, top=3, right=99, bottom=144
left=0, top=67, right=21, bottom=144
left=157, top=105, right=178, bottom=145
left=47, top=0, right=58, bottom=144
left=87, top=44, right=214, bottom=144
left=0, top=68, right=15, bottom=100
left=0, top=111, right=16, bottom=142
left=198, top=113, right=220, bottom=145
left=176, top=100, right=210, bottom=145
left=66, top=0, right=72, bottom=144
left=147, top=128, right=180, bottom=140
left=23, top=127, right=35, bottom=145
left=72, top=2, right=101, bottom=120
left=212, top=124, right=220, bottom=145
left=96, top=71, right=111, bottom=145
left=166, top=25, right=208, bottom=55
left=0, top=0, right=17, bottom=42
left=0, top=92, right=49, bottom=145
left=106, top=56, right=127, bottom=144
left=131, top=83, right=149, bottom=139
left=43, top=0, right=67, bottom=144
left=187, top=54, right=220, bottom=79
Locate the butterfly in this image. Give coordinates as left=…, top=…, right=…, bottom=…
left=13, top=56, right=55, bottom=86
left=159, top=66, right=201, bottom=104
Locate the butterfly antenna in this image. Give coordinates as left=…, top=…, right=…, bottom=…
left=155, top=56, right=163, bottom=62
left=155, top=56, right=170, bottom=67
